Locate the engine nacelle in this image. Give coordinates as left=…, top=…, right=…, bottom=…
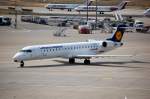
left=102, top=41, right=107, bottom=47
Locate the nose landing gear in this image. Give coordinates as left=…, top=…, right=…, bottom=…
left=20, top=61, right=24, bottom=68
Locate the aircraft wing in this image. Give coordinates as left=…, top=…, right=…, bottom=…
left=75, top=54, right=133, bottom=58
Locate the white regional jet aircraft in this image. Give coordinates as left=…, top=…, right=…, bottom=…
left=13, top=24, right=130, bottom=67
left=45, top=0, right=93, bottom=11
left=74, top=1, right=129, bottom=14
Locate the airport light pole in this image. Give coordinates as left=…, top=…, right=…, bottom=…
left=14, top=0, right=17, bottom=29
left=96, top=0, right=98, bottom=29
left=11, top=0, right=21, bottom=29
left=86, top=0, right=89, bottom=21
left=15, top=8, right=17, bottom=29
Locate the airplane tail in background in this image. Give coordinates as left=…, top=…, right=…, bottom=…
left=83, top=0, right=94, bottom=6
left=118, top=1, right=129, bottom=10
left=107, top=24, right=126, bottom=42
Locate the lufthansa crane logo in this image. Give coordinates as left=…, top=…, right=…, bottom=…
left=115, top=31, right=122, bottom=41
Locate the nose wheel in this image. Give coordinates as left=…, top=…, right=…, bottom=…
left=20, top=61, right=24, bottom=68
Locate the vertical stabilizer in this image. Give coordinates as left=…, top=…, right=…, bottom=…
left=107, top=24, right=126, bottom=42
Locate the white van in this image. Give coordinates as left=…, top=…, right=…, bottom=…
left=134, top=20, right=144, bottom=31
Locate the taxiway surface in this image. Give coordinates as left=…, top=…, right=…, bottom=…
left=0, top=16, right=150, bottom=99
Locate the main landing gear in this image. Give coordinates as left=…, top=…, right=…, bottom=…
left=69, top=58, right=91, bottom=65
left=99, top=12, right=104, bottom=14
left=20, top=61, right=24, bottom=68
left=69, top=58, right=75, bottom=64
left=84, top=59, right=90, bottom=65
left=68, top=9, right=72, bottom=12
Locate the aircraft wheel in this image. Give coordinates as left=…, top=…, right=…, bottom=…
left=69, top=58, right=75, bottom=64
left=68, top=9, right=72, bottom=11
left=84, top=59, right=90, bottom=65
left=99, top=12, right=104, bottom=14
left=20, top=61, right=24, bottom=68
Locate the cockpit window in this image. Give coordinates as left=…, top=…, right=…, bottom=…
left=20, top=49, right=32, bottom=53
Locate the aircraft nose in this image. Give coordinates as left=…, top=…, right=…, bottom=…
left=13, top=53, right=22, bottom=62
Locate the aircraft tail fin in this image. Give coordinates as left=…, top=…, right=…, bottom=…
left=107, top=24, right=126, bottom=42
left=118, top=1, right=129, bottom=10
left=83, top=0, right=94, bottom=6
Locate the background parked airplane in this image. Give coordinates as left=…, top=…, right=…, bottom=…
left=13, top=24, right=131, bottom=67
left=74, top=1, right=129, bottom=14
left=45, top=0, right=93, bottom=11
left=144, top=8, right=150, bottom=17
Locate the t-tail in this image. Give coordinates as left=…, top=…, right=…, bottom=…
left=107, top=24, right=126, bottom=42
left=83, top=0, right=93, bottom=6
left=118, top=1, right=129, bottom=10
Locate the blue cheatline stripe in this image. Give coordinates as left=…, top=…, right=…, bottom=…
left=40, top=46, right=63, bottom=49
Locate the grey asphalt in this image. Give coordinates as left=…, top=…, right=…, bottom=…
left=0, top=15, right=150, bottom=99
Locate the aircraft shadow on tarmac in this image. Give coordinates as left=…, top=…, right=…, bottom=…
left=22, top=60, right=150, bottom=68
